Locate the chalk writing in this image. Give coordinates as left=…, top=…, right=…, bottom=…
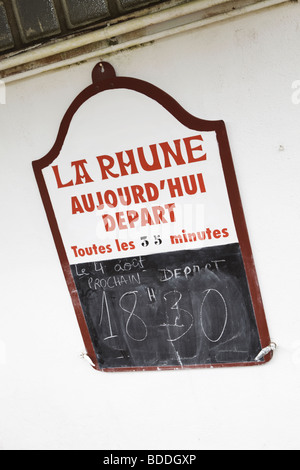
left=119, top=291, right=148, bottom=342
left=162, top=291, right=194, bottom=342
left=200, top=289, right=228, bottom=343
left=70, top=243, right=262, bottom=368
left=99, top=291, right=118, bottom=341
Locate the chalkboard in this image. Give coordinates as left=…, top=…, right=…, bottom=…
left=70, top=243, right=262, bottom=370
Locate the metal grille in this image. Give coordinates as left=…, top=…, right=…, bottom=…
left=0, top=0, right=164, bottom=54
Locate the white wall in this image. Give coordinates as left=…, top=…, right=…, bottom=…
left=1, top=1, right=300, bottom=450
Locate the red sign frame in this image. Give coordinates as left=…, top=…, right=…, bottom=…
left=32, top=63, right=272, bottom=371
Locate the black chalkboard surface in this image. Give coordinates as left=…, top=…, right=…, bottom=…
left=70, top=243, right=262, bottom=370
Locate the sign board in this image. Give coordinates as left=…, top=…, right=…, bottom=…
left=33, top=63, right=273, bottom=371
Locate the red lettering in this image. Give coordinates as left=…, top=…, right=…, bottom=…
left=96, top=155, right=119, bottom=180
left=144, top=183, right=159, bottom=202
left=213, top=229, right=221, bottom=239
left=116, top=212, right=127, bottom=230
left=116, top=150, right=139, bottom=177
left=164, top=203, right=176, bottom=222
left=167, top=177, right=183, bottom=198
left=81, top=194, right=95, bottom=212
left=152, top=206, right=167, bottom=224
left=140, top=208, right=154, bottom=227
left=160, top=139, right=185, bottom=168
left=71, top=246, right=78, bottom=257
left=197, top=173, right=206, bottom=193
left=138, top=145, right=162, bottom=172
left=131, top=185, right=146, bottom=204
left=103, top=214, right=115, bottom=232
left=71, top=159, right=94, bottom=185
left=183, top=135, right=206, bottom=163
left=127, top=210, right=139, bottom=228
left=52, top=165, right=73, bottom=189
left=71, top=196, right=84, bottom=215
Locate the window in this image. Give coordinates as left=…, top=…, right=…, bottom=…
left=0, top=0, right=289, bottom=81
left=0, top=0, right=162, bottom=53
